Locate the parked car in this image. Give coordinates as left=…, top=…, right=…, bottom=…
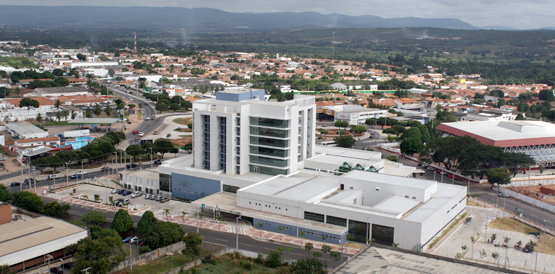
left=130, top=236, right=140, bottom=244
left=132, top=130, right=139, bottom=134
left=117, top=189, right=125, bottom=194
left=153, top=131, right=159, bottom=135
left=111, top=188, right=120, bottom=194
left=127, top=121, right=132, bottom=124
left=70, top=174, right=82, bottom=179
left=123, top=198, right=131, bottom=204
left=126, top=163, right=138, bottom=169
left=23, top=178, right=35, bottom=184
left=153, top=159, right=162, bottom=165
left=154, top=195, right=161, bottom=201
left=10, top=182, right=20, bottom=187
left=50, top=267, right=64, bottom=274
left=48, top=174, right=59, bottom=179
left=122, top=236, right=133, bottom=243
left=498, top=193, right=510, bottom=198
left=101, top=166, right=112, bottom=172
left=131, top=191, right=142, bottom=198
left=159, top=197, right=169, bottom=203
left=76, top=171, right=88, bottom=175
left=61, top=262, right=74, bottom=270
left=138, top=131, right=145, bottom=137
left=122, top=190, right=133, bottom=196
left=144, top=194, right=152, bottom=199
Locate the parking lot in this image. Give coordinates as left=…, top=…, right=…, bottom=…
left=59, top=184, right=199, bottom=219
left=433, top=206, right=555, bottom=273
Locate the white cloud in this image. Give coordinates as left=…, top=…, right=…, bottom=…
left=1, top=0, right=554, bottom=29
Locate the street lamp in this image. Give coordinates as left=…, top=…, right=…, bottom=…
left=236, top=216, right=242, bottom=250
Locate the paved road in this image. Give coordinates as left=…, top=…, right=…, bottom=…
left=45, top=196, right=344, bottom=268
left=107, top=85, right=189, bottom=145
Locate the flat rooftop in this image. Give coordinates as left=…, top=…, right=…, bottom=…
left=437, top=120, right=555, bottom=147
left=336, top=246, right=512, bottom=274
left=314, top=146, right=382, bottom=160
left=6, top=122, right=46, bottom=136
left=68, top=118, right=120, bottom=125
left=342, top=170, right=435, bottom=190
left=0, top=216, right=87, bottom=257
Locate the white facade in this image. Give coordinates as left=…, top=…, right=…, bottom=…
left=192, top=89, right=316, bottom=176
left=69, top=61, right=118, bottom=69
left=236, top=170, right=467, bottom=250
left=120, top=169, right=160, bottom=195
left=334, top=105, right=387, bottom=125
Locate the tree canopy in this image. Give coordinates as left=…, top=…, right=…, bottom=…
left=111, top=209, right=134, bottom=233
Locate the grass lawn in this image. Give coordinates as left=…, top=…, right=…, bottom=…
left=467, top=200, right=482, bottom=207
left=117, top=250, right=212, bottom=274
left=173, top=117, right=192, bottom=125
left=183, top=253, right=290, bottom=274
left=174, top=128, right=192, bottom=132
left=488, top=217, right=555, bottom=255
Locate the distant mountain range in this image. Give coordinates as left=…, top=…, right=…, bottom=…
left=0, top=5, right=479, bottom=32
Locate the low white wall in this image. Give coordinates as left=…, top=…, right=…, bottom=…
left=500, top=188, right=555, bottom=214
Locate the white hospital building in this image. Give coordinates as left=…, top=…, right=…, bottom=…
left=149, top=89, right=466, bottom=250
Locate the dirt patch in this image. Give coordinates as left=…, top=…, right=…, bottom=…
left=507, top=185, right=555, bottom=206
left=174, top=128, right=192, bottom=133
left=173, top=117, right=192, bottom=125
left=171, top=137, right=192, bottom=147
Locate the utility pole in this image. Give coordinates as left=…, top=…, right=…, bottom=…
left=236, top=216, right=242, bottom=249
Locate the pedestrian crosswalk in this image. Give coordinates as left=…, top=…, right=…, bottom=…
left=229, top=226, right=247, bottom=235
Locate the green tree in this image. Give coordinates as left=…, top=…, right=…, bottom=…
left=334, top=135, right=356, bottom=148
left=0, top=185, right=12, bottom=202
left=334, top=120, right=349, bottom=129
left=265, top=250, right=282, bottom=268
left=111, top=209, right=134, bottom=233
left=54, top=99, right=61, bottom=109
left=35, top=113, right=43, bottom=123
left=126, top=144, right=145, bottom=160
left=305, top=242, right=314, bottom=253
left=156, top=102, right=168, bottom=112
left=290, top=258, right=325, bottom=274
left=400, top=137, right=424, bottom=155
left=73, top=228, right=125, bottom=274
left=137, top=210, right=157, bottom=234
left=539, top=90, right=554, bottom=101
left=350, top=125, right=367, bottom=135
left=19, top=98, right=39, bottom=108
left=12, top=192, right=43, bottom=213
left=330, top=251, right=341, bottom=262
left=183, top=232, right=203, bottom=255
left=365, top=118, right=377, bottom=128
left=80, top=211, right=107, bottom=227
left=0, top=265, right=14, bottom=274
left=94, top=104, right=102, bottom=117
left=41, top=201, right=71, bottom=218
left=154, top=139, right=178, bottom=159
left=487, top=168, right=511, bottom=185
left=76, top=53, right=87, bottom=61
left=143, top=221, right=185, bottom=249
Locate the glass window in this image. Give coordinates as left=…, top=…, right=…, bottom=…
left=223, top=184, right=239, bottom=193
left=304, top=211, right=325, bottom=223
left=327, top=216, right=347, bottom=227
left=159, top=173, right=172, bottom=192
left=372, top=224, right=395, bottom=246
left=348, top=219, right=369, bottom=244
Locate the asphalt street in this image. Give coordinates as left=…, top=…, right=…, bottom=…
left=47, top=196, right=344, bottom=267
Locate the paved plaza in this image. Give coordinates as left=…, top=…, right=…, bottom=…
left=432, top=204, right=554, bottom=273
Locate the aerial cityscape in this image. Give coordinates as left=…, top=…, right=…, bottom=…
left=0, top=2, right=554, bottom=274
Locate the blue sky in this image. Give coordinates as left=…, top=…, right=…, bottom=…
left=1, top=0, right=554, bottom=29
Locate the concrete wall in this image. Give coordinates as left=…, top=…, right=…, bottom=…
left=172, top=173, right=221, bottom=200
left=500, top=187, right=555, bottom=214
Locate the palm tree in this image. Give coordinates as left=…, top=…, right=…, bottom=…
left=62, top=110, right=69, bottom=121
left=257, top=221, right=264, bottom=237
left=94, top=104, right=102, bottom=117
left=163, top=209, right=171, bottom=220
left=278, top=226, right=286, bottom=241
left=71, top=110, right=76, bottom=120
left=56, top=111, right=62, bottom=122
left=181, top=211, right=188, bottom=222
left=300, top=230, right=306, bottom=245
left=105, top=106, right=113, bottom=117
